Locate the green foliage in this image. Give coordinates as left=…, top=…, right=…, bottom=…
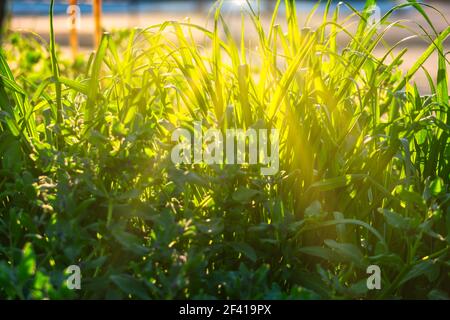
left=0, top=0, right=449, bottom=299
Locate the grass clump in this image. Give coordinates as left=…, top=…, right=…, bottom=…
left=0, top=0, right=449, bottom=299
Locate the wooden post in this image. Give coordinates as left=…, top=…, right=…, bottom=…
left=93, top=0, right=102, bottom=48
left=69, top=0, right=78, bottom=59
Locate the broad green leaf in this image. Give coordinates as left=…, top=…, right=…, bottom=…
left=308, top=175, right=365, bottom=192
left=111, top=225, right=149, bottom=255
left=232, top=187, right=260, bottom=203
left=379, top=208, right=414, bottom=230
left=428, top=289, right=449, bottom=300
left=399, top=260, right=438, bottom=286
left=299, top=246, right=336, bottom=261
left=229, top=242, right=257, bottom=262
left=123, top=106, right=137, bottom=125
left=110, top=274, right=151, bottom=299
left=18, top=243, right=36, bottom=283
left=430, top=178, right=444, bottom=196
left=324, top=239, right=364, bottom=266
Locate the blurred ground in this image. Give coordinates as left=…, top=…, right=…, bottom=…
left=8, top=0, right=450, bottom=93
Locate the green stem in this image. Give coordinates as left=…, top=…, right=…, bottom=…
left=49, top=0, right=63, bottom=148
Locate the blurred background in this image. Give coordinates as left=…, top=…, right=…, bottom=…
left=3, top=0, right=450, bottom=92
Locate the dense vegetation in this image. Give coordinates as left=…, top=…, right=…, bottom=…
left=0, top=0, right=449, bottom=299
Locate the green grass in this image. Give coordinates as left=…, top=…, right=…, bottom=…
left=0, top=0, right=449, bottom=299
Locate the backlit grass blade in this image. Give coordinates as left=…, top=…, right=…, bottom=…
left=84, top=32, right=110, bottom=127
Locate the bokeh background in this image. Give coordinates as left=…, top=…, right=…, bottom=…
left=5, top=0, right=450, bottom=93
